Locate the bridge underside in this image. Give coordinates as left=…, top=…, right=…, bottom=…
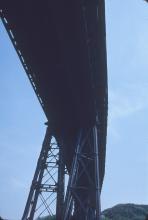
left=1, top=0, right=107, bottom=213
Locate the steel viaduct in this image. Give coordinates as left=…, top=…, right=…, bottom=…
left=0, top=1, right=108, bottom=219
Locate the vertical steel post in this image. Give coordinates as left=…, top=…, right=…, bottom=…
left=93, top=125, right=101, bottom=220
left=56, top=142, right=65, bottom=220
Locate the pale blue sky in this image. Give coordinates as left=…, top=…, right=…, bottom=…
left=0, top=0, right=148, bottom=219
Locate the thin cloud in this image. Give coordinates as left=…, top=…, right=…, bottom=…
left=109, top=83, right=148, bottom=122
left=11, top=177, right=27, bottom=190
left=108, top=83, right=148, bottom=140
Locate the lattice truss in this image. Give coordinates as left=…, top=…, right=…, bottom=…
left=22, top=128, right=66, bottom=220
left=34, top=139, right=59, bottom=218
left=63, top=126, right=101, bottom=220
left=22, top=125, right=101, bottom=220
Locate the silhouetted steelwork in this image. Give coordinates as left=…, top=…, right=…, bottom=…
left=0, top=0, right=108, bottom=219
left=56, top=139, right=65, bottom=220
left=22, top=127, right=65, bottom=220
left=63, top=124, right=101, bottom=220
left=0, top=9, right=45, bottom=116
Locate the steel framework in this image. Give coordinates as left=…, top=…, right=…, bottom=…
left=22, top=127, right=65, bottom=220
left=22, top=123, right=101, bottom=220
left=1, top=1, right=107, bottom=219
left=63, top=124, right=101, bottom=220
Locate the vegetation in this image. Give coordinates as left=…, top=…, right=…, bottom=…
left=102, top=204, right=148, bottom=220
left=37, top=216, right=55, bottom=220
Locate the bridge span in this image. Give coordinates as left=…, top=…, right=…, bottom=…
left=1, top=1, right=107, bottom=219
